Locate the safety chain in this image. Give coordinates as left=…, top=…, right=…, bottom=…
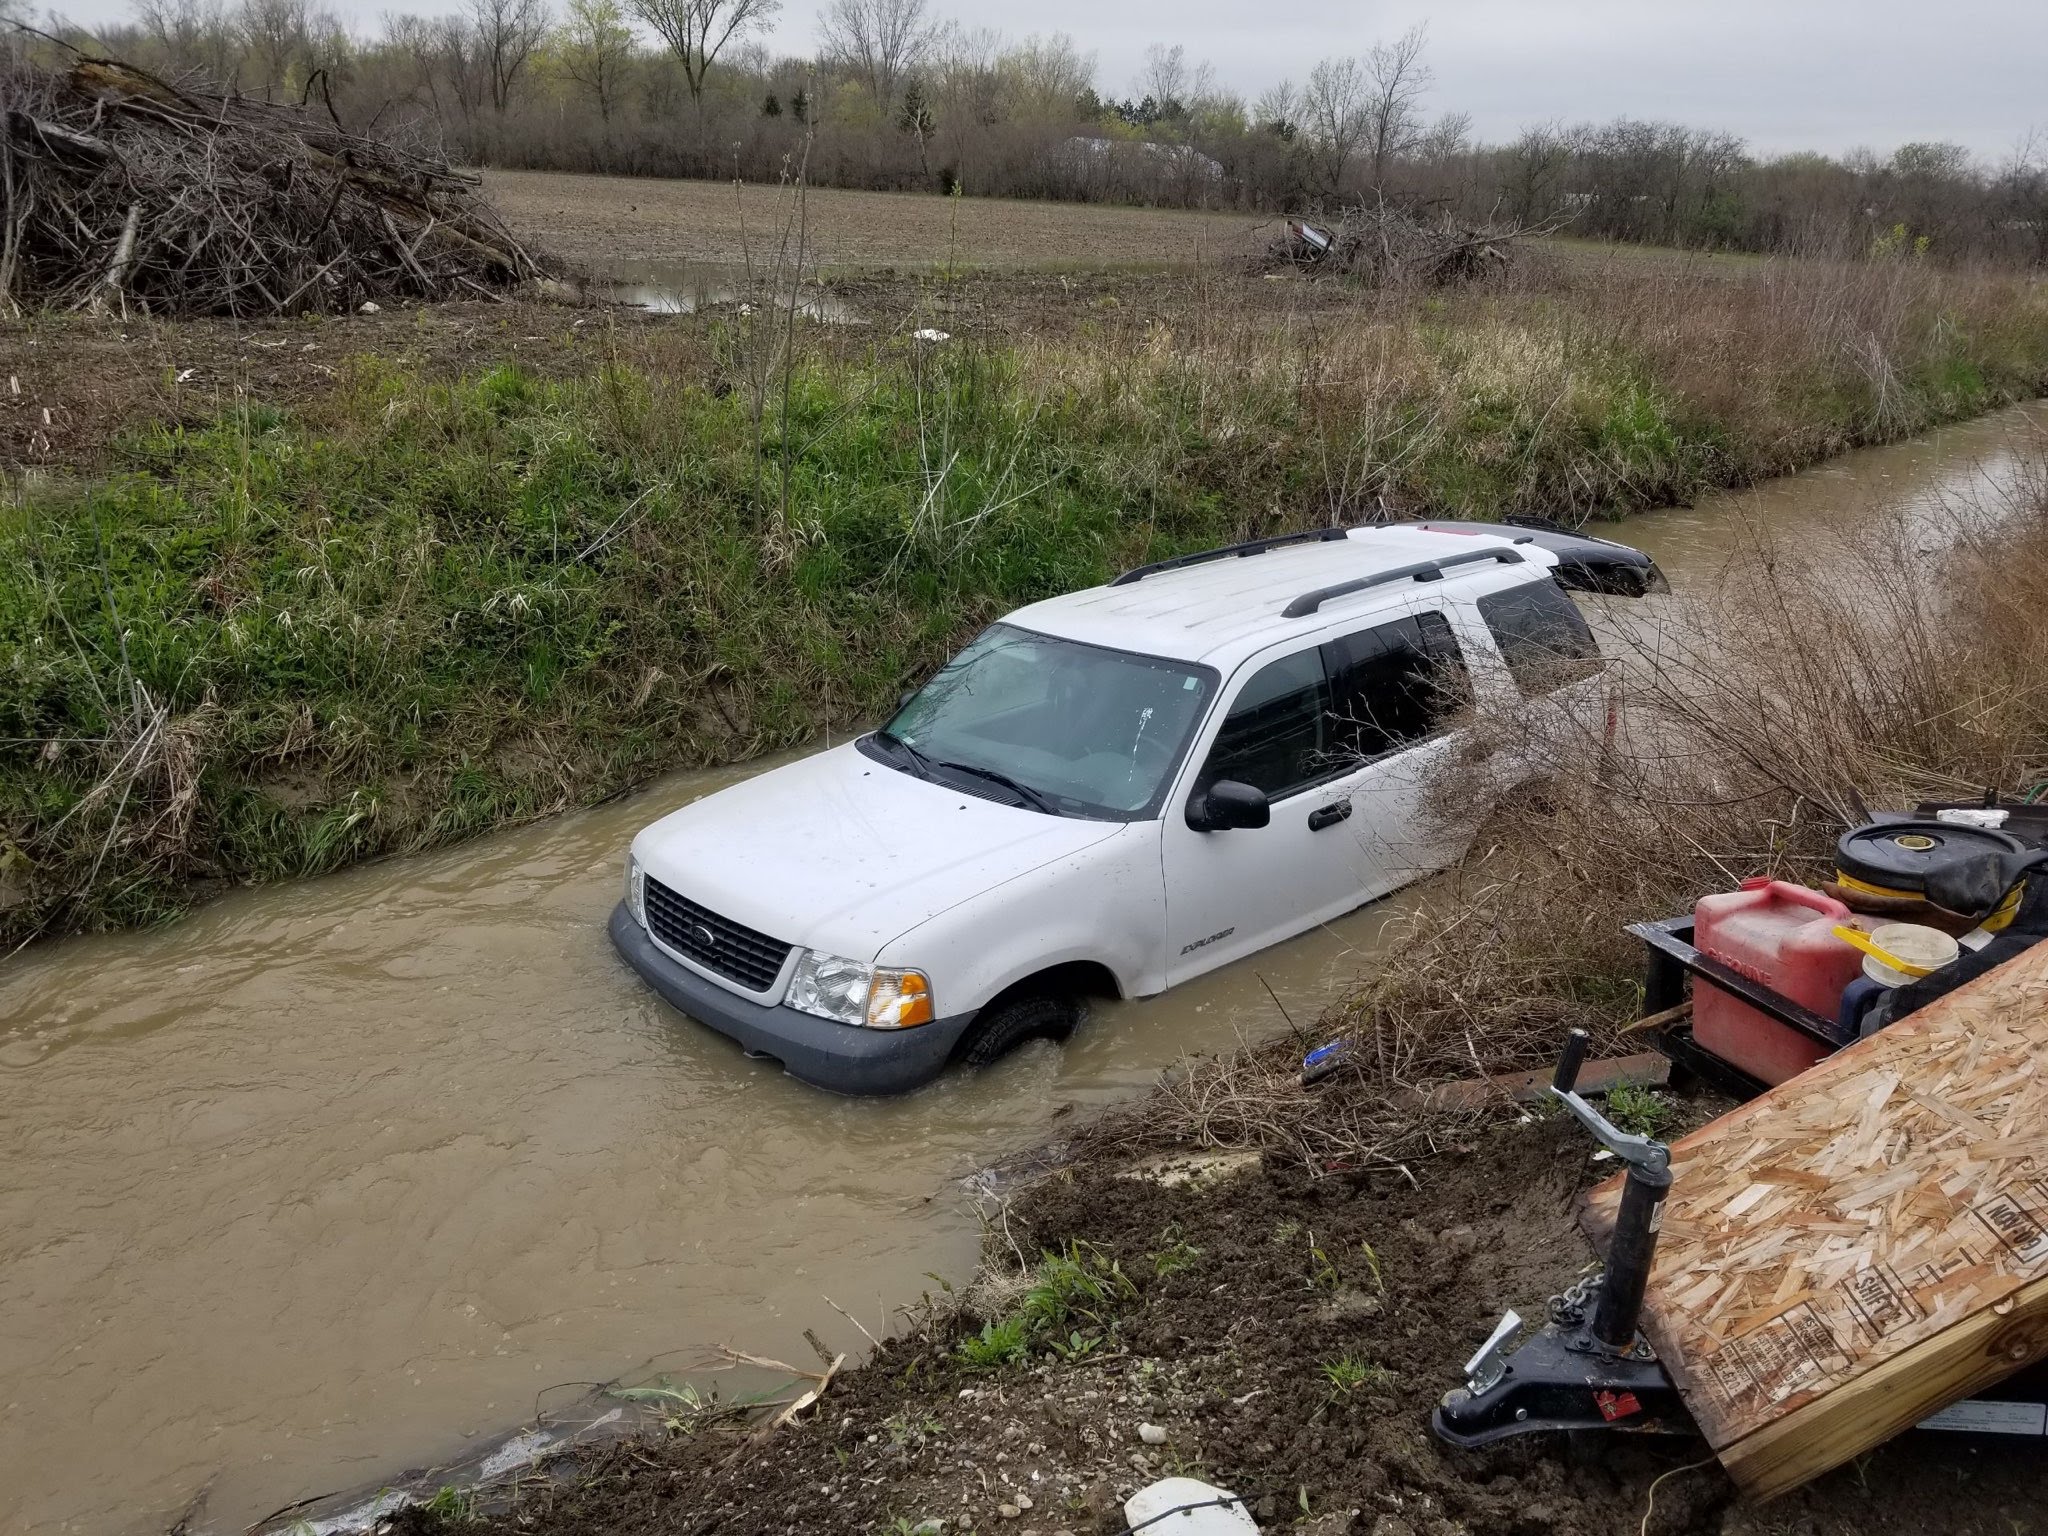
left=1548, top=1270, right=1603, bottom=1326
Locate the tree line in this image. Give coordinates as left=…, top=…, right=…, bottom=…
left=16, top=0, right=2048, bottom=264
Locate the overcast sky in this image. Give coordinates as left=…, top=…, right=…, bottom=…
left=48, top=0, right=2047, bottom=162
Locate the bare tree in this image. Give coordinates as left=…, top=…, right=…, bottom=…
left=1361, top=24, right=1431, bottom=194
left=1501, top=120, right=1569, bottom=225
left=557, top=0, right=635, bottom=123
left=133, top=0, right=239, bottom=79
left=817, top=0, right=933, bottom=106
left=1301, top=55, right=1367, bottom=195
left=1135, top=42, right=1212, bottom=119
left=1252, top=78, right=1300, bottom=136
left=1994, top=128, right=2048, bottom=264
left=237, top=0, right=310, bottom=91
left=551, top=0, right=634, bottom=168
left=1418, top=110, right=1471, bottom=164
left=469, top=0, right=550, bottom=115
left=1005, top=31, right=1094, bottom=120
left=387, top=10, right=489, bottom=143
left=626, top=0, right=781, bottom=133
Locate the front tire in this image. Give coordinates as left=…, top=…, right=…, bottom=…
left=958, top=994, right=1080, bottom=1069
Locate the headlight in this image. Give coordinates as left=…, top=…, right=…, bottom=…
left=625, top=852, right=646, bottom=928
left=787, top=950, right=935, bottom=1029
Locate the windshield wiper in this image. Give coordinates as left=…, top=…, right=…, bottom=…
left=931, top=758, right=1060, bottom=816
left=875, top=729, right=938, bottom=780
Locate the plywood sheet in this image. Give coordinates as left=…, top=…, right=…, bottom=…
left=1581, top=939, right=2048, bottom=1498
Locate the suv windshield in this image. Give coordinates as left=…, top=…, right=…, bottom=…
left=873, top=624, right=1217, bottom=819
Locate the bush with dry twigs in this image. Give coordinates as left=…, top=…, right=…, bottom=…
left=1260, top=206, right=1562, bottom=287
left=0, top=42, right=552, bottom=317
left=1082, top=437, right=2048, bottom=1175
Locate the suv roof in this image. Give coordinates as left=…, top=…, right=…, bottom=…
left=1009, top=525, right=1557, bottom=667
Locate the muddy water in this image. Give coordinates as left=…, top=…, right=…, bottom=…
left=591, top=259, right=860, bottom=322
left=2, top=400, right=2043, bottom=1535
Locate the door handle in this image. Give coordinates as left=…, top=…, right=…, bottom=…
left=1307, top=799, right=1353, bottom=832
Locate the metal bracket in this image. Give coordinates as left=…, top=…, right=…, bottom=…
left=1549, top=1028, right=1668, bottom=1173
left=1433, top=1324, right=1693, bottom=1448
left=1462, top=1309, right=1523, bottom=1395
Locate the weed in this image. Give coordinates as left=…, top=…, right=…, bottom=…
left=1306, top=1232, right=1340, bottom=1291
left=1357, top=1240, right=1386, bottom=1295
left=884, top=1409, right=944, bottom=1448
left=954, top=1240, right=1135, bottom=1371
left=955, top=1315, right=1030, bottom=1372
left=1147, top=1230, right=1202, bottom=1279
left=422, top=1484, right=474, bottom=1522
left=1320, top=1357, right=1396, bottom=1399
left=1045, top=1329, right=1102, bottom=1361
left=1017, top=1240, right=1136, bottom=1333
left=1605, top=1083, right=1676, bottom=1140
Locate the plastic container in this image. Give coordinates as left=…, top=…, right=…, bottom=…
left=1692, top=879, right=1866, bottom=1085
left=1832, top=922, right=1961, bottom=987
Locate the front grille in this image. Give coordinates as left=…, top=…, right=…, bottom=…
left=644, top=876, right=794, bottom=993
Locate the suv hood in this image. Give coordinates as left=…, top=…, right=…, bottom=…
left=632, top=741, right=1128, bottom=965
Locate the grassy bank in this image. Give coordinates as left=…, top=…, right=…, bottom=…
left=3, top=248, right=2047, bottom=943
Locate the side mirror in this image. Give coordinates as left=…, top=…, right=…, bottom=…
left=1187, top=779, right=1271, bottom=833
left=897, top=688, right=918, bottom=709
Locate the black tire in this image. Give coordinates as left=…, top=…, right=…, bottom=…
left=959, top=993, right=1081, bottom=1068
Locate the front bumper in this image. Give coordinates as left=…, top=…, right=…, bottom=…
left=608, top=903, right=974, bottom=1095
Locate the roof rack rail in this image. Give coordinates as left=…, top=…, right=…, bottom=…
left=1282, top=547, right=1524, bottom=619
left=1109, top=526, right=1349, bottom=587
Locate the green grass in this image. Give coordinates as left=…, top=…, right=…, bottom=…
left=1604, top=1082, right=1678, bottom=1140
left=4, top=261, right=2046, bottom=941
left=1320, top=1356, right=1396, bottom=1399
left=952, top=1240, right=1135, bottom=1372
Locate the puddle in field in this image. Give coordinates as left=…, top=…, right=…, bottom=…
left=591, top=258, right=860, bottom=323
left=0, top=400, right=2042, bottom=1534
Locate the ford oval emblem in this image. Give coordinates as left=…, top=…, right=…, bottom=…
left=690, top=922, right=717, bottom=950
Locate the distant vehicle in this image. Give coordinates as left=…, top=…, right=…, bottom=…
left=612, top=522, right=1661, bottom=1094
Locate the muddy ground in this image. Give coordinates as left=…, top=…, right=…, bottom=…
left=392, top=1103, right=2048, bottom=1536
left=479, top=171, right=1274, bottom=275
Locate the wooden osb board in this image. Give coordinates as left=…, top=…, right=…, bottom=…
left=1581, top=939, right=2048, bottom=1500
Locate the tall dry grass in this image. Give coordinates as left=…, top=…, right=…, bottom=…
left=1362, top=427, right=2048, bottom=1059
left=999, top=244, right=2048, bottom=528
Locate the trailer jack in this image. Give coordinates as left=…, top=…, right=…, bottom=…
left=1433, top=1029, right=1696, bottom=1447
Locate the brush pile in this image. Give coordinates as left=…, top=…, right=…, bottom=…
left=1263, top=207, right=1543, bottom=286
left=0, top=48, right=551, bottom=317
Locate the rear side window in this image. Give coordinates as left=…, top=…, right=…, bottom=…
left=1477, top=579, right=1602, bottom=695
left=1323, top=611, right=1473, bottom=762
left=1199, top=649, right=1329, bottom=799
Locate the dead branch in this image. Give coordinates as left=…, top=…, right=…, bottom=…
left=0, top=41, right=555, bottom=316
left=1261, top=205, right=1572, bottom=287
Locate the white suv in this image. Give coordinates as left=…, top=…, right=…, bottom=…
left=612, top=522, right=1659, bottom=1093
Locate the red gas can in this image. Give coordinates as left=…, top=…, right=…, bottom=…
left=1692, top=879, right=1864, bottom=1085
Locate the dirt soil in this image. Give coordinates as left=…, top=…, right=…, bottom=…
left=481, top=171, right=1274, bottom=275
left=391, top=1106, right=2048, bottom=1536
